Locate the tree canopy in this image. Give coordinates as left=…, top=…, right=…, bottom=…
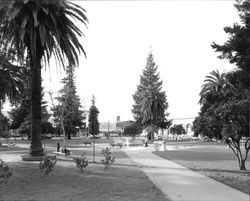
left=170, top=124, right=186, bottom=140
left=193, top=0, right=249, bottom=170
left=0, top=44, right=24, bottom=105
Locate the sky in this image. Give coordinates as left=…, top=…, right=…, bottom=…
left=5, top=0, right=240, bottom=123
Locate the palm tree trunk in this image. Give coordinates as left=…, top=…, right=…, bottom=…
left=29, top=54, right=43, bottom=156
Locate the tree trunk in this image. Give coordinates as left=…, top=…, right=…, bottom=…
left=227, top=140, right=247, bottom=171
left=29, top=55, right=43, bottom=156
left=239, top=159, right=246, bottom=170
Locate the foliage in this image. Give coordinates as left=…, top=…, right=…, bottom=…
left=101, top=147, right=115, bottom=170
left=123, top=121, right=142, bottom=140
left=9, top=88, right=50, bottom=136
left=0, top=43, right=24, bottom=105
left=0, top=159, right=12, bottom=184
left=0, top=0, right=88, bottom=156
left=88, top=96, right=99, bottom=136
left=41, top=121, right=55, bottom=134
left=53, top=66, right=84, bottom=139
left=199, top=70, right=227, bottom=105
left=0, top=111, right=10, bottom=138
left=132, top=51, right=170, bottom=132
left=216, top=99, right=249, bottom=170
left=74, top=153, right=88, bottom=172
left=211, top=0, right=250, bottom=76
left=39, top=156, right=57, bottom=175
left=170, top=124, right=186, bottom=140
left=194, top=0, right=250, bottom=170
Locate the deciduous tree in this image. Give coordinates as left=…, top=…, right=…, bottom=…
left=194, top=0, right=250, bottom=170
left=170, top=124, right=186, bottom=141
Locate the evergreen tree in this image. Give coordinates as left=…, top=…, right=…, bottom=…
left=0, top=110, right=10, bottom=139
left=132, top=51, right=170, bottom=134
left=88, top=96, right=99, bottom=136
left=9, top=66, right=50, bottom=137
left=53, top=66, right=84, bottom=139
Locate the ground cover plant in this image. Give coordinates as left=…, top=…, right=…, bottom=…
left=154, top=142, right=250, bottom=194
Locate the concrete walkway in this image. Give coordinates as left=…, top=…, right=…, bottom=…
left=123, top=147, right=249, bottom=201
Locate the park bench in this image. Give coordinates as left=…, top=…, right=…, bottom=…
left=53, top=149, right=71, bottom=157
left=52, top=151, right=82, bottom=161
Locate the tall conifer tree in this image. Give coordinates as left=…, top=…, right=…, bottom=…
left=132, top=51, right=170, bottom=135
left=53, top=66, right=83, bottom=139
left=88, top=96, right=99, bottom=136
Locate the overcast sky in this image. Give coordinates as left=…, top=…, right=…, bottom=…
left=6, top=1, right=240, bottom=123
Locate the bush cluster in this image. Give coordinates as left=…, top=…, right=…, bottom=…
left=101, top=147, right=115, bottom=170
left=39, top=156, right=57, bottom=175
left=74, top=153, right=89, bottom=172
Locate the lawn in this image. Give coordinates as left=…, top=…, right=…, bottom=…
left=154, top=142, right=250, bottom=195
left=0, top=144, right=167, bottom=201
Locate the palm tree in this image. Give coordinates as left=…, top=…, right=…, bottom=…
left=0, top=46, right=24, bottom=105
left=0, top=0, right=88, bottom=156
left=199, top=70, right=226, bottom=104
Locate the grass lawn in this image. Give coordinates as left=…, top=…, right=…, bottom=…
left=153, top=142, right=250, bottom=195
left=0, top=144, right=167, bottom=201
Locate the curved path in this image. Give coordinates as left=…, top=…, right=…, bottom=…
left=123, top=146, right=249, bottom=201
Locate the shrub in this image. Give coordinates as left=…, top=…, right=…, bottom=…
left=74, top=153, right=88, bottom=172
left=0, top=159, right=12, bottom=184
left=101, top=147, right=115, bottom=170
left=39, top=156, right=57, bottom=175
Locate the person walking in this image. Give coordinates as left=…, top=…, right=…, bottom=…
left=145, top=136, right=149, bottom=147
